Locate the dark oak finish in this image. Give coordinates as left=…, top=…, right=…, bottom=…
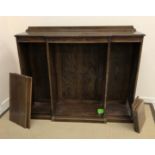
left=14, top=26, right=145, bottom=124
left=9, top=73, right=32, bottom=128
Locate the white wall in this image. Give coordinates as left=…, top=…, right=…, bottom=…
left=0, top=16, right=155, bottom=107
left=0, top=17, right=17, bottom=106
left=0, top=17, right=17, bottom=113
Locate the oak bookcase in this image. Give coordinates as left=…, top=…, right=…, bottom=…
left=12, top=26, right=145, bottom=126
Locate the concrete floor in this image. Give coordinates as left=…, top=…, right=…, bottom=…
left=0, top=104, right=155, bottom=139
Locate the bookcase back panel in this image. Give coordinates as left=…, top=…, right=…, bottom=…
left=52, top=43, right=107, bottom=101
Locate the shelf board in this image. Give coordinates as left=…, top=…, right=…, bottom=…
left=54, top=99, right=104, bottom=118
left=106, top=100, right=132, bottom=123
left=31, top=101, right=51, bottom=115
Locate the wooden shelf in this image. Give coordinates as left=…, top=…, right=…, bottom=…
left=54, top=100, right=132, bottom=123
left=31, top=101, right=51, bottom=119
left=106, top=101, right=132, bottom=122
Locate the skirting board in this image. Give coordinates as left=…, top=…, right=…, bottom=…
left=140, top=96, right=155, bottom=110
left=0, top=97, right=9, bottom=116
left=140, top=96, right=155, bottom=122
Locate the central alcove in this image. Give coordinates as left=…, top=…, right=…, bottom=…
left=48, top=43, right=107, bottom=120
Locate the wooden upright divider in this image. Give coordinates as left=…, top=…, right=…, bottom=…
left=103, top=39, right=111, bottom=122
left=46, top=42, right=54, bottom=120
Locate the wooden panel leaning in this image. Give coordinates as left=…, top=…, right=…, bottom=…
left=9, top=73, right=32, bottom=128
left=132, top=97, right=146, bottom=133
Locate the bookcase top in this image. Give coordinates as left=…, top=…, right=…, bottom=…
left=15, top=26, right=145, bottom=37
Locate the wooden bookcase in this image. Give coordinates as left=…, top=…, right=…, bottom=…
left=14, top=26, right=145, bottom=124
